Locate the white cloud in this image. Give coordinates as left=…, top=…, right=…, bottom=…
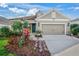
left=9, top=7, right=26, bottom=14
left=27, top=8, right=40, bottom=16
left=74, top=7, right=79, bottom=10
left=0, top=3, right=8, bottom=8
left=68, top=6, right=79, bottom=10
left=17, top=4, right=50, bottom=11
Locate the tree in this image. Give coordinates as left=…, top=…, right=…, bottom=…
left=18, top=20, right=30, bottom=47
left=11, top=21, right=22, bottom=35
left=23, top=20, right=29, bottom=28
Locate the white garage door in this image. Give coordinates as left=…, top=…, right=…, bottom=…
left=42, top=24, right=65, bottom=35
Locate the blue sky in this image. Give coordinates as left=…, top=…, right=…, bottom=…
left=0, top=3, right=79, bottom=19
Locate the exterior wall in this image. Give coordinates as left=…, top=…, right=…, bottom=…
left=0, top=24, right=11, bottom=28
left=70, top=21, right=79, bottom=24
left=0, top=24, right=12, bottom=30
left=35, top=18, right=70, bottom=35
left=36, top=19, right=69, bottom=22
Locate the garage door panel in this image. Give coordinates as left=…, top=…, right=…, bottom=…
left=42, top=24, right=65, bottom=35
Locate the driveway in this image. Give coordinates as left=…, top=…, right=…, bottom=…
left=43, top=35, right=79, bottom=56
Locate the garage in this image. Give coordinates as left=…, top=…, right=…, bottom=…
left=42, top=24, right=65, bottom=35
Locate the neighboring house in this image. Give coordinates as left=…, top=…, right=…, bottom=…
left=0, top=9, right=70, bottom=35
left=9, top=15, right=37, bottom=33
left=70, top=18, right=79, bottom=24
left=0, top=16, right=11, bottom=28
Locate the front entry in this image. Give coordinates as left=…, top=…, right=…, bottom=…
left=32, top=23, right=36, bottom=33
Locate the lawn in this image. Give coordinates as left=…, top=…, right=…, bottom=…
left=0, top=37, right=16, bottom=56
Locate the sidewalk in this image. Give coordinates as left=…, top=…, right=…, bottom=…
left=54, top=43, right=79, bottom=56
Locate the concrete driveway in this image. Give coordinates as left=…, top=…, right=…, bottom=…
left=43, top=35, right=79, bottom=56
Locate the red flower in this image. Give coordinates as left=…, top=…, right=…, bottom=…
left=23, top=28, right=30, bottom=36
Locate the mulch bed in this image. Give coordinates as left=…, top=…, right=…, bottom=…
left=6, top=36, right=51, bottom=56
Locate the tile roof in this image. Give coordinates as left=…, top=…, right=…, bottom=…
left=9, top=15, right=37, bottom=21
left=0, top=15, right=37, bottom=25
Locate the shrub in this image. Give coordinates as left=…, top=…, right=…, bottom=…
left=70, top=24, right=79, bottom=35
left=18, top=35, right=25, bottom=48
left=0, top=39, right=16, bottom=56
left=0, top=48, right=10, bottom=56
left=72, top=26, right=79, bottom=35
left=0, top=26, right=11, bottom=37
left=12, top=31, right=22, bottom=36
left=70, top=24, right=79, bottom=30
left=35, top=30, right=42, bottom=38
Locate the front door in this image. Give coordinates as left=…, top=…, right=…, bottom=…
left=32, top=23, right=36, bottom=33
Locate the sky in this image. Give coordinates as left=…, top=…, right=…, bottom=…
left=0, top=3, right=79, bottom=20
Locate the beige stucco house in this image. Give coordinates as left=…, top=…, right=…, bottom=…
left=0, top=9, right=70, bottom=35
left=35, top=9, right=70, bottom=35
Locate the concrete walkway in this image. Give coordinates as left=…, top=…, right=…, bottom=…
left=43, top=35, right=79, bottom=56
left=54, top=44, right=79, bottom=56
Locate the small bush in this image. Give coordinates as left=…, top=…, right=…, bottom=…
left=0, top=26, right=11, bottom=37
left=35, top=30, right=42, bottom=38
left=0, top=38, right=15, bottom=56
left=72, top=26, right=79, bottom=35
left=0, top=48, right=9, bottom=56
left=12, top=31, right=22, bottom=36
left=70, top=24, right=79, bottom=35
left=70, top=24, right=79, bottom=30
left=18, top=35, right=25, bottom=48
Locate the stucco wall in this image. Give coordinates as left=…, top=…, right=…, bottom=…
left=0, top=24, right=11, bottom=29
left=70, top=21, right=79, bottom=24
left=36, top=19, right=69, bottom=22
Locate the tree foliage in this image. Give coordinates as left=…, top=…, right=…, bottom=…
left=11, top=21, right=22, bottom=32
left=23, top=20, right=29, bottom=28
left=11, top=21, right=22, bottom=35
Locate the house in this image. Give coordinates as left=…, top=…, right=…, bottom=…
left=0, top=16, right=11, bottom=28
left=0, top=16, right=37, bottom=33
left=70, top=18, right=79, bottom=24
left=0, top=9, right=70, bottom=35
left=35, top=9, right=70, bottom=35
left=9, top=15, right=37, bottom=33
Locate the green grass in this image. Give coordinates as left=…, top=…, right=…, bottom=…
left=0, top=39, right=8, bottom=48
left=0, top=37, right=16, bottom=56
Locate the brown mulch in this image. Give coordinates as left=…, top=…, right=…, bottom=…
left=6, top=36, right=51, bottom=56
